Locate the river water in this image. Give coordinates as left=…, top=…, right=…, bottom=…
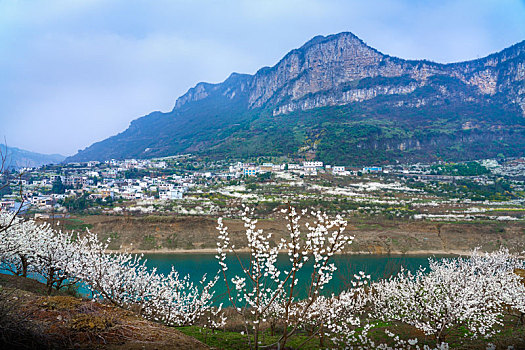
left=1, top=253, right=444, bottom=301
left=141, top=253, right=440, bottom=301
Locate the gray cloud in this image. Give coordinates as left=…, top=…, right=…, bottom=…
left=0, top=0, right=524, bottom=155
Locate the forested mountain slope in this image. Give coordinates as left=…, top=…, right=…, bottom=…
left=67, top=32, right=525, bottom=164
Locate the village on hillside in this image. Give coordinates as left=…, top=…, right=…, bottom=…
left=0, top=155, right=524, bottom=223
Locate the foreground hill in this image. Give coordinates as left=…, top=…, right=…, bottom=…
left=0, top=273, right=209, bottom=349
left=67, top=32, right=525, bottom=164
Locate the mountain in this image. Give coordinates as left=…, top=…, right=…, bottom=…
left=1, top=146, right=65, bottom=169
left=67, top=32, right=525, bottom=165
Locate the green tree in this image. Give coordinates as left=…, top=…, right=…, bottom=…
left=51, top=177, right=66, bottom=194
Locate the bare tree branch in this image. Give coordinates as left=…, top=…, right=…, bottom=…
left=0, top=140, right=26, bottom=233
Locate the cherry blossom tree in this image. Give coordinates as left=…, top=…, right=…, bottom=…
left=68, top=230, right=219, bottom=326
left=0, top=213, right=31, bottom=276
left=293, top=273, right=370, bottom=348
left=216, top=205, right=354, bottom=350
left=32, top=224, right=81, bottom=295
left=371, top=248, right=525, bottom=345
left=0, top=211, right=218, bottom=325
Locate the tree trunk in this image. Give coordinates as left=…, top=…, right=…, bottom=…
left=47, top=280, right=54, bottom=295
left=21, top=256, right=28, bottom=277
left=47, top=268, right=55, bottom=295
left=254, top=322, right=259, bottom=350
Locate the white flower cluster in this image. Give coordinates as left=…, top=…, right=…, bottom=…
left=0, top=210, right=217, bottom=327
left=71, top=232, right=219, bottom=326
left=0, top=212, right=80, bottom=294
left=216, top=206, right=355, bottom=349
left=371, top=248, right=525, bottom=344
left=296, top=281, right=370, bottom=347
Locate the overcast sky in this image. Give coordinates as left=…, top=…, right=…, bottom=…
left=1, top=0, right=524, bottom=156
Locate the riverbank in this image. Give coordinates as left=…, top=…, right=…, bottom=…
left=105, top=247, right=469, bottom=256
left=42, top=214, right=525, bottom=256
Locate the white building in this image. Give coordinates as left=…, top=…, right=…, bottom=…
left=303, top=161, right=324, bottom=168
left=159, top=189, right=183, bottom=200
left=244, top=167, right=257, bottom=177
left=153, top=161, right=168, bottom=169
left=332, top=166, right=346, bottom=175
left=362, top=167, right=383, bottom=173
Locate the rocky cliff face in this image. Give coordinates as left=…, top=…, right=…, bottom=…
left=66, top=32, right=525, bottom=164
left=174, top=72, right=252, bottom=109
left=173, top=32, right=525, bottom=116
left=248, top=33, right=388, bottom=108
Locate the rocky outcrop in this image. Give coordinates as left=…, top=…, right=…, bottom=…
left=273, top=81, right=422, bottom=115
left=172, top=32, right=525, bottom=116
